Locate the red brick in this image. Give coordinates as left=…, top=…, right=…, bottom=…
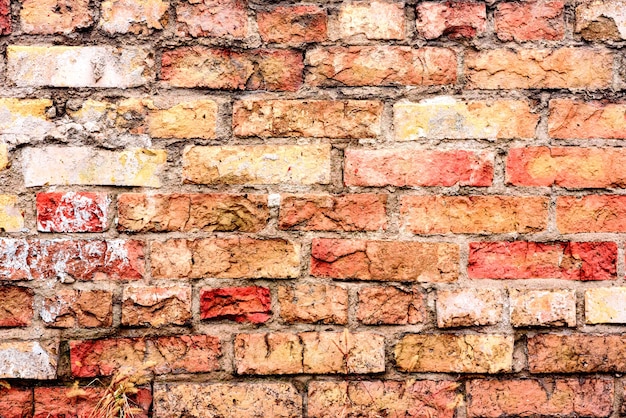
left=0, top=0, right=10, bottom=34
left=200, top=286, right=271, bottom=323
left=557, top=195, right=626, bottom=233
left=258, top=5, right=327, bottom=44
left=41, top=289, right=112, bottom=328
left=357, top=286, right=426, bottom=325
left=549, top=99, right=626, bottom=139
left=495, top=1, right=565, bottom=41
left=161, top=47, right=303, bottom=91
left=0, top=388, right=32, bottom=418
left=306, top=46, right=456, bottom=87
left=344, top=149, right=494, bottom=187
left=278, top=283, right=348, bottom=324
left=311, top=238, right=458, bottom=282
left=507, top=147, right=626, bottom=188
left=0, top=286, right=32, bottom=327
left=415, top=2, right=486, bottom=39
left=122, top=285, right=192, bottom=327
left=467, top=378, right=614, bottom=417
left=279, top=194, right=387, bottom=231
left=37, top=192, right=109, bottom=233
left=468, top=241, right=617, bottom=281
left=176, top=0, right=247, bottom=38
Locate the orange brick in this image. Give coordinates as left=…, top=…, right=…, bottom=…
left=278, top=283, right=348, bottom=324
left=549, top=99, right=626, bottom=139
left=257, top=5, right=327, bottom=44
left=357, top=286, right=426, bottom=325
left=557, top=195, right=626, bottom=233
left=176, top=0, right=247, bottom=38
left=416, top=2, right=486, bottom=39
left=41, top=289, right=112, bottom=328
left=21, top=0, right=92, bottom=34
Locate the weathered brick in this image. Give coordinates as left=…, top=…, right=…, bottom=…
left=0, top=340, right=58, bottom=379
left=200, top=286, right=271, bottom=323
left=576, top=0, right=626, bottom=41
left=0, top=143, right=7, bottom=171
left=122, top=285, right=191, bottom=327
left=151, top=238, right=300, bottom=279
left=495, top=1, right=565, bottom=41
left=468, top=241, right=617, bottom=281
left=528, top=334, right=626, bottom=373
left=549, top=99, right=626, bottom=139
left=147, top=99, right=217, bottom=139
left=70, top=335, right=220, bottom=377
left=176, top=0, right=247, bottom=38
left=557, top=195, right=626, bottom=233
left=0, top=388, right=32, bottom=418
left=41, top=289, right=113, bottom=328
left=161, top=47, right=303, bottom=91
left=0, top=0, right=10, bottom=34
left=0, top=98, right=53, bottom=142
left=8, top=45, right=154, bottom=88
left=23, top=147, right=166, bottom=187
left=279, top=283, right=348, bottom=324
left=258, top=5, right=327, bottom=44
left=0, top=286, right=33, bottom=327
left=344, top=149, right=494, bottom=187
left=306, top=46, right=456, bottom=87
left=357, top=286, right=425, bottom=325
left=467, top=378, right=614, bottom=418
left=21, top=0, right=92, bottom=34
left=415, top=2, right=486, bottom=39
left=507, top=147, right=626, bottom=188
left=37, top=192, right=109, bottom=233
left=401, top=196, right=548, bottom=234
left=0, top=239, right=31, bottom=281
left=279, top=194, right=387, bottom=231
left=153, top=382, right=301, bottom=418
left=311, top=238, right=458, bottom=282
left=183, top=145, right=331, bottom=185
left=234, top=333, right=303, bottom=375
left=308, top=380, right=459, bottom=418
left=118, top=193, right=268, bottom=233
left=395, top=334, right=513, bottom=373
left=465, top=48, right=613, bottom=89
left=437, top=289, right=504, bottom=328
left=585, top=287, right=626, bottom=324
left=0, top=195, right=24, bottom=232
left=99, top=0, right=169, bottom=34
left=335, top=1, right=405, bottom=41
left=394, top=97, right=538, bottom=141
left=510, top=289, right=576, bottom=327
left=233, top=100, right=382, bottom=138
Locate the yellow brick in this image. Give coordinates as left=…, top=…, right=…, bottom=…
left=0, top=195, right=24, bottom=232
left=0, top=144, right=7, bottom=171
left=148, top=99, right=217, bottom=139
left=585, top=287, right=626, bottom=324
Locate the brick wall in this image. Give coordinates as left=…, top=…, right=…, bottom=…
left=0, top=0, right=625, bottom=416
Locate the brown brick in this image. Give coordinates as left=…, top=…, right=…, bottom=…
left=258, top=5, right=327, bottom=44
left=176, top=0, right=247, bottom=38
left=0, top=286, right=32, bottom=327
left=436, top=289, right=503, bottom=328
left=510, top=289, right=576, bottom=327
left=41, top=289, right=112, bottom=328
left=357, top=286, right=426, bottom=325
left=201, top=286, right=271, bottom=323
left=416, top=2, right=486, bottom=39
left=549, top=99, right=626, bottom=139
left=122, top=285, right=191, bottom=327
left=495, top=1, right=565, bottom=41
left=279, top=283, right=348, bottom=324
left=21, top=0, right=92, bottom=34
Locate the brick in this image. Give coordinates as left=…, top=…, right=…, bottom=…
left=161, top=47, right=303, bottom=91
left=469, top=241, right=617, bottom=281
left=20, top=0, right=92, bottom=34
left=357, top=286, right=425, bottom=325
left=8, top=45, right=153, bottom=88
left=510, top=289, right=576, bottom=327
left=308, top=380, right=459, bottom=418
left=0, top=98, right=54, bottom=142
left=122, top=285, right=191, bottom=327
left=306, top=46, right=456, bottom=87
left=258, top=5, right=327, bottom=44
left=0, top=340, right=58, bottom=379
left=183, top=144, right=331, bottom=185
left=549, top=99, right=626, bottom=139
left=279, top=283, right=348, bottom=324
left=70, top=335, right=220, bottom=377
left=401, top=196, right=548, bottom=234
left=394, top=97, right=538, bottom=141
left=465, top=48, right=613, bottom=90
left=279, top=194, right=387, bottom=231
left=311, top=238, right=458, bottom=282
left=528, top=334, right=626, bottom=373
left=0, top=143, right=7, bottom=171
left=200, top=286, right=271, bottom=323
left=23, top=147, right=166, bottom=187
left=233, top=100, right=382, bottom=138
left=467, top=378, right=614, bottom=418
left=396, top=334, right=513, bottom=373
left=495, top=1, right=565, bottom=41
left=344, top=149, right=494, bottom=187
left=557, top=195, right=626, bottom=233
left=0, top=0, right=10, bottom=34
left=153, top=382, right=301, bottom=418
left=0, top=195, right=24, bottom=232
left=234, top=333, right=303, bottom=375
left=437, top=289, right=503, bottom=328
left=118, top=193, right=268, bottom=233
left=576, top=0, right=626, bottom=41
left=0, top=388, right=32, bottom=418
left=37, top=192, right=109, bottom=233
left=41, top=289, right=113, bottom=328
left=0, top=239, right=31, bottom=280
left=176, top=0, right=247, bottom=38
left=99, top=0, right=169, bottom=34
left=151, top=238, right=300, bottom=279
left=335, top=1, right=405, bottom=41
left=0, top=286, right=33, bottom=327
left=415, top=2, right=486, bottom=39
left=585, top=287, right=626, bottom=324
left=507, top=147, right=626, bottom=188
left=148, top=99, right=218, bottom=139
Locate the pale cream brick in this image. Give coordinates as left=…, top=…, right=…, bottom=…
left=436, top=289, right=504, bottom=328
left=0, top=340, right=58, bottom=379
left=334, top=1, right=405, bottom=40
left=510, top=289, right=576, bottom=327
left=585, top=287, right=626, bottom=324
